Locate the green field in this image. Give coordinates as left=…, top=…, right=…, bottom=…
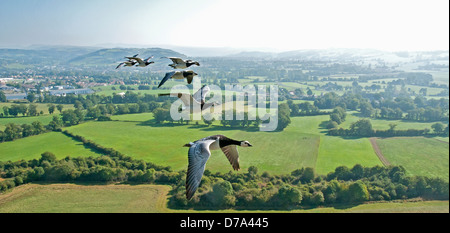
left=0, top=103, right=74, bottom=131
left=1, top=109, right=448, bottom=179
left=1, top=183, right=447, bottom=213
left=0, top=103, right=74, bottom=115
left=376, top=137, right=449, bottom=180
left=66, top=113, right=383, bottom=175
left=341, top=112, right=448, bottom=131
left=0, top=115, right=55, bottom=131
left=316, top=136, right=382, bottom=174
left=0, top=184, right=170, bottom=213
left=65, top=115, right=321, bottom=175
left=0, top=132, right=103, bottom=162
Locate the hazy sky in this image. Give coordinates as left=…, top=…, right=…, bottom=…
left=0, top=0, right=448, bottom=51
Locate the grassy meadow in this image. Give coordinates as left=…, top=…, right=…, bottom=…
left=65, top=115, right=322, bottom=174
left=2, top=109, right=447, bottom=177
left=0, top=132, right=103, bottom=161
left=376, top=137, right=449, bottom=181
left=0, top=184, right=170, bottom=213
left=0, top=103, right=74, bottom=131
left=64, top=113, right=385, bottom=175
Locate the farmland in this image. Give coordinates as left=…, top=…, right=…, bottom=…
left=0, top=183, right=447, bottom=213
left=0, top=131, right=103, bottom=161
left=0, top=47, right=448, bottom=213
left=0, top=184, right=170, bottom=213
left=64, top=115, right=322, bottom=174
left=376, top=137, right=449, bottom=181
left=1, top=110, right=448, bottom=178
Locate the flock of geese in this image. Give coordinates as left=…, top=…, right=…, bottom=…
left=116, top=54, right=253, bottom=200
left=116, top=55, right=199, bottom=88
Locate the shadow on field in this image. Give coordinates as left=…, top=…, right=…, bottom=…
left=136, top=119, right=264, bottom=133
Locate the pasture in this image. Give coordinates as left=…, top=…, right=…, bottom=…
left=66, top=113, right=384, bottom=175
left=65, top=116, right=321, bottom=175
left=0, top=132, right=103, bottom=162
left=0, top=184, right=170, bottom=213
left=375, top=137, right=449, bottom=181
left=340, top=112, right=448, bottom=131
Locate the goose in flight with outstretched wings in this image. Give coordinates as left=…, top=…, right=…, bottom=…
left=183, top=135, right=253, bottom=200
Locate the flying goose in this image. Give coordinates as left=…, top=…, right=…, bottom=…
left=126, top=55, right=155, bottom=67
left=158, top=70, right=198, bottom=88
left=183, top=135, right=253, bottom=200
left=116, top=60, right=137, bottom=69
left=116, top=54, right=139, bottom=69
left=163, top=57, right=200, bottom=69
left=158, top=85, right=220, bottom=112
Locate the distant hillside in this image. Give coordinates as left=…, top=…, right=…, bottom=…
left=0, top=46, right=99, bottom=65
left=68, top=47, right=186, bottom=67
left=228, top=48, right=450, bottom=64
left=0, top=46, right=187, bottom=69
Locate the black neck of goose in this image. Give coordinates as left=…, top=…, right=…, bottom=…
left=220, top=138, right=241, bottom=147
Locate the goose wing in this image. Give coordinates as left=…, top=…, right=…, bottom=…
left=168, top=57, right=185, bottom=64
left=158, top=93, right=195, bottom=107
left=158, top=71, right=176, bottom=88
left=144, top=56, right=154, bottom=62
left=193, top=85, right=210, bottom=104
left=127, top=57, right=144, bottom=64
left=116, top=62, right=124, bottom=69
left=184, top=71, right=196, bottom=85
left=186, top=139, right=216, bottom=200
left=221, top=145, right=240, bottom=171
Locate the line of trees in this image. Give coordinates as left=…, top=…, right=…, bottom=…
left=0, top=116, right=63, bottom=143
left=314, top=92, right=449, bottom=123
left=168, top=164, right=449, bottom=209
left=328, top=119, right=450, bottom=137
left=286, top=100, right=330, bottom=117
left=0, top=151, right=175, bottom=194
left=2, top=151, right=448, bottom=209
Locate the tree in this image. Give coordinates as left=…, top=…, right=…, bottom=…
left=333, top=107, right=347, bottom=121
left=39, top=152, right=57, bottom=164
left=48, top=104, right=56, bottom=114
left=348, top=181, right=369, bottom=203
left=276, top=185, right=302, bottom=206
left=2, top=106, right=9, bottom=117
left=206, top=180, right=236, bottom=207
left=0, top=91, right=6, bottom=102
left=330, top=113, right=343, bottom=125
left=32, top=121, right=45, bottom=135
left=47, top=116, right=63, bottom=131
left=28, top=104, right=38, bottom=116
left=431, top=122, right=445, bottom=135
left=27, top=93, right=36, bottom=103
left=62, top=109, right=80, bottom=125
left=4, top=123, right=22, bottom=141
left=360, top=101, right=375, bottom=117
left=56, top=104, right=64, bottom=113
left=247, top=166, right=258, bottom=177
left=277, top=103, right=291, bottom=131
left=86, top=107, right=101, bottom=119
left=327, top=121, right=339, bottom=129
left=310, top=192, right=325, bottom=206
left=349, top=119, right=374, bottom=137
left=300, top=167, right=315, bottom=183
left=153, top=108, right=170, bottom=124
